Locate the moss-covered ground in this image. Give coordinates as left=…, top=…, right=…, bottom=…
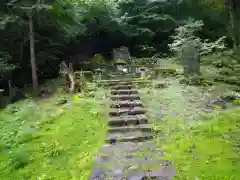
left=0, top=88, right=107, bottom=180
left=140, top=77, right=240, bottom=180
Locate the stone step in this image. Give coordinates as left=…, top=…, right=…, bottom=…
left=110, top=89, right=138, bottom=95
left=108, top=115, right=148, bottom=127
left=90, top=142, right=175, bottom=179
left=108, top=124, right=152, bottom=133
left=90, top=164, right=174, bottom=180
left=106, top=131, right=153, bottom=144
left=109, top=81, right=133, bottom=86
left=110, top=100, right=143, bottom=108
left=111, top=94, right=140, bottom=101
left=99, top=141, right=159, bottom=155
left=98, top=80, right=133, bottom=85
left=98, top=79, right=121, bottom=83
left=112, top=84, right=135, bottom=90
left=110, top=75, right=139, bottom=80
left=109, top=107, right=146, bottom=116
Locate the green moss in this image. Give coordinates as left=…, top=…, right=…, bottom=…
left=153, top=68, right=177, bottom=74
left=140, top=78, right=240, bottom=179
left=0, top=94, right=107, bottom=179
left=155, top=108, right=240, bottom=180
left=179, top=75, right=213, bottom=86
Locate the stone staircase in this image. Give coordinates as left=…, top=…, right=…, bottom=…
left=90, top=79, right=175, bottom=180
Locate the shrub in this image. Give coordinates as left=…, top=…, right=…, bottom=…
left=133, top=79, right=152, bottom=88
left=56, top=97, right=68, bottom=105
left=179, top=75, right=213, bottom=86
left=5, top=104, right=21, bottom=114
left=82, top=71, right=93, bottom=81
left=154, top=82, right=168, bottom=89
left=153, top=68, right=177, bottom=75
left=40, top=140, right=63, bottom=157
left=92, top=54, right=106, bottom=68
left=0, top=140, right=5, bottom=151
left=168, top=19, right=226, bottom=56
left=74, top=71, right=87, bottom=92
left=9, top=148, right=31, bottom=169
left=16, top=130, right=37, bottom=144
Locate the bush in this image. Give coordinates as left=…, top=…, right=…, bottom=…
left=168, top=19, right=226, bottom=56
left=56, top=97, right=68, bottom=105
left=74, top=71, right=87, bottom=92
left=5, top=104, right=21, bottom=114
left=16, top=131, right=37, bottom=144
left=152, top=68, right=178, bottom=78
left=179, top=75, right=213, bottom=86
left=9, top=148, right=31, bottom=169
left=201, top=52, right=240, bottom=87
left=154, top=82, right=168, bottom=88
left=40, top=140, right=63, bottom=157
left=82, top=71, right=93, bottom=81
left=153, top=68, right=177, bottom=74
left=92, top=54, right=106, bottom=68
left=134, top=58, right=156, bottom=66
left=0, top=140, right=5, bottom=151
left=133, top=79, right=152, bottom=88
left=215, top=71, right=240, bottom=86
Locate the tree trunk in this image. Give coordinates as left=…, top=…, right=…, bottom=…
left=29, top=14, right=38, bottom=91
left=229, top=6, right=237, bottom=50
left=227, top=0, right=238, bottom=51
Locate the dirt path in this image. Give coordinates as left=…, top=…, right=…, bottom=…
left=90, top=79, right=175, bottom=179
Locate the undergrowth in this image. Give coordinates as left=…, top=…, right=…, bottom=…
left=154, top=108, right=240, bottom=180
left=0, top=91, right=107, bottom=179
left=140, top=76, right=240, bottom=180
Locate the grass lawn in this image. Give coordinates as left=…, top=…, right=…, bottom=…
left=0, top=93, right=107, bottom=180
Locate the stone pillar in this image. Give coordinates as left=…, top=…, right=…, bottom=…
left=181, top=40, right=200, bottom=76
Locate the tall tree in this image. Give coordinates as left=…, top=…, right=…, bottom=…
left=29, top=12, right=38, bottom=90
left=5, top=0, right=53, bottom=91
left=225, top=0, right=240, bottom=50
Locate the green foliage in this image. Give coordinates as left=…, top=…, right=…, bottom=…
left=161, top=108, right=240, bottom=179
left=133, top=79, right=152, bottom=88
left=16, top=130, right=38, bottom=144
left=82, top=71, right=93, bottom=81
left=0, top=140, right=5, bottom=152
left=92, top=54, right=106, bottom=68
left=169, top=19, right=227, bottom=56
left=203, top=51, right=240, bottom=86
left=140, top=77, right=240, bottom=179
left=5, top=104, right=21, bottom=114
left=1, top=0, right=239, bottom=92
left=56, top=97, right=68, bottom=105
left=154, top=82, right=168, bottom=89
left=8, top=147, right=31, bottom=169
left=40, top=140, right=63, bottom=157
left=134, top=58, right=156, bottom=66
left=0, top=52, right=15, bottom=77
left=75, top=71, right=87, bottom=92
left=0, top=92, right=107, bottom=179
left=179, top=75, right=213, bottom=86
left=153, top=68, right=177, bottom=75
left=201, top=36, right=226, bottom=55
